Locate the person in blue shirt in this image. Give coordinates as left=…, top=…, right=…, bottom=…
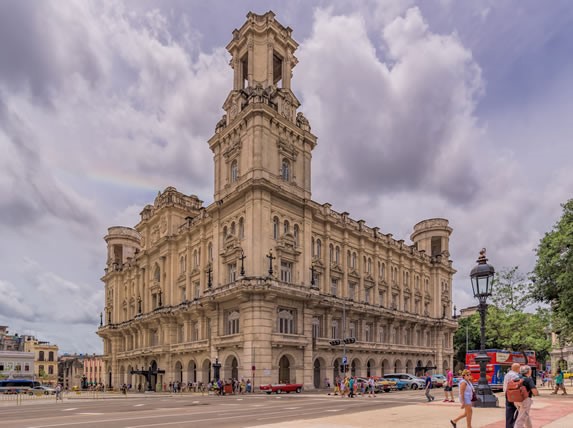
left=424, top=371, right=434, bottom=402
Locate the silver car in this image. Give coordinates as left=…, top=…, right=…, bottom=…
left=382, top=373, right=425, bottom=389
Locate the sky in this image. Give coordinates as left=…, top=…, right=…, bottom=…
left=1, top=0, right=572, bottom=354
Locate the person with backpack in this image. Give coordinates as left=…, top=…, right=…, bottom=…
left=503, top=363, right=521, bottom=428
left=514, top=365, right=538, bottom=428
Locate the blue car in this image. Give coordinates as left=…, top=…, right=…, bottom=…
left=384, top=377, right=408, bottom=391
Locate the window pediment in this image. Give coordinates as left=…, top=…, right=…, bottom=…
left=277, top=139, right=298, bottom=161
left=348, top=269, right=360, bottom=279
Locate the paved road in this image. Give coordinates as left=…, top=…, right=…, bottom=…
left=0, top=390, right=428, bottom=428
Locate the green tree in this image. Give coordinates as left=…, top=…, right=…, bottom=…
left=533, top=199, right=573, bottom=336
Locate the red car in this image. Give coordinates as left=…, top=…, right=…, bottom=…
left=259, top=383, right=303, bottom=394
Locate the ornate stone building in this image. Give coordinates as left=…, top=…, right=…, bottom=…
left=97, top=11, right=457, bottom=391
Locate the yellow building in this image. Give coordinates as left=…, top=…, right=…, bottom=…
left=23, top=337, right=59, bottom=385
left=98, top=11, right=457, bottom=391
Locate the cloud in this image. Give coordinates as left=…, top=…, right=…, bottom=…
left=297, top=7, right=484, bottom=205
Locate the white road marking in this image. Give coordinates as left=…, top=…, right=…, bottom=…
left=326, top=409, right=342, bottom=412
left=133, top=404, right=145, bottom=407
left=77, top=412, right=104, bottom=415
left=285, top=407, right=301, bottom=410
left=61, top=408, right=77, bottom=412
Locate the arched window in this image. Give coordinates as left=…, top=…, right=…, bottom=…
left=335, top=246, right=340, bottom=264
left=208, top=242, right=213, bottom=262
left=352, top=252, right=357, bottom=269
left=180, top=256, right=185, bottom=273
left=347, top=251, right=351, bottom=268
left=311, top=237, right=315, bottom=256
left=154, top=265, right=160, bottom=283
left=273, top=217, right=279, bottom=239
left=39, top=351, right=45, bottom=361
left=281, top=159, right=290, bottom=181
left=293, top=225, right=299, bottom=246
left=230, top=222, right=236, bottom=236
left=223, top=226, right=228, bottom=238
left=193, top=250, right=198, bottom=268
left=329, top=244, right=334, bottom=263
left=367, top=258, right=372, bottom=274
left=230, top=160, right=239, bottom=182
left=284, top=220, right=289, bottom=235
left=239, top=218, right=244, bottom=239
left=316, top=239, right=322, bottom=258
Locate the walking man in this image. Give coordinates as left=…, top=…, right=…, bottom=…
left=424, top=371, right=434, bottom=402
left=503, top=363, right=521, bottom=428
left=444, top=368, right=455, bottom=402
left=552, top=368, right=567, bottom=395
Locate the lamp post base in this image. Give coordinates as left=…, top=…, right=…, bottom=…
left=473, top=392, right=499, bottom=408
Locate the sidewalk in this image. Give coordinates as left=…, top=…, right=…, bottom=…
left=253, top=390, right=573, bottom=428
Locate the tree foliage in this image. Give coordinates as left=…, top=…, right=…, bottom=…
left=454, top=267, right=551, bottom=367
left=533, top=199, right=573, bottom=336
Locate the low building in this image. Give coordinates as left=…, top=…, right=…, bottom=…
left=0, top=351, right=35, bottom=379
left=0, top=326, right=25, bottom=351
left=83, top=355, right=105, bottom=387
left=58, top=354, right=86, bottom=390
left=23, top=337, right=59, bottom=385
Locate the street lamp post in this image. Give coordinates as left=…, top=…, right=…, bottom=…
left=469, top=248, right=498, bottom=407
left=212, top=357, right=221, bottom=382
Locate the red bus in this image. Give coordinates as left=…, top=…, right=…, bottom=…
left=465, top=349, right=538, bottom=391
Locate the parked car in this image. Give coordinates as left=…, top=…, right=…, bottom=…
left=259, top=383, right=303, bottom=394
left=452, top=376, right=463, bottom=387
left=431, top=374, right=446, bottom=388
left=381, top=373, right=425, bottom=389
left=381, top=377, right=408, bottom=391
left=29, top=386, right=56, bottom=395
left=373, top=377, right=397, bottom=392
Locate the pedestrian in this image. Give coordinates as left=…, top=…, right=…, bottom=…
left=444, top=368, right=455, bottom=402
left=424, top=371, right=434, bottom=402
left=450, top=369, right=474, bottom=428
left=514, top=365, right=538, bottom=428
left=503, top=362, right=521, bottom=428
left=368, top=376, right=375, bottom=398
left=552, top=368, right=567, bottom=395
left=55, top=383, right=63, bottom=402
left=348, top=376, right=355, bottom=398
left=546, top=371, right=553, bottom=389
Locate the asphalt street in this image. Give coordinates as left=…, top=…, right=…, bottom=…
left=0, top=389, right=427, bottom=428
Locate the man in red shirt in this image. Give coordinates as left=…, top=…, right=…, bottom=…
left=444, top=369, right=455, bottom=402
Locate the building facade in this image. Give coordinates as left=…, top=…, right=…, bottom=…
left=23, top=337, right=59, bottom=385
left=59, top=354, right=85, bottom=390
left=0, top=351, right=35, bottom=380
left=83, top=355, right=105, bottom=387
left=98, top=11, right=457, bottom=391
left=0, top=326, right=25, bottom=351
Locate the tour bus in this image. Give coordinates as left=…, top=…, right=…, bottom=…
left=0, top=379, right=41, bottom=394
left=465, top=349, right=538, bottom=391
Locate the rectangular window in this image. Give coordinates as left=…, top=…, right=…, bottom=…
left=280, top=261, right=292, bottom=282
left=228, top=263, right=237, bottom=283
left=331, top=278, right=338, bottom=296
left=192, top=322, right=199, bottom=341
left=364, top=288, right=370, bottom=304
left=331, top=319, right=339, bottom=339
left=177, top=324, right=184, bottom=343
left=348, top=282, right=356, bottom=300
left=312, top=316, right=321, bottom=338
left=349, top=321, right=355, bottom=338
left=226, top=311, right=240, bottom=335
left=194, top=281, right=200, bottom=299
left=278, top=308, right=296, bottom=334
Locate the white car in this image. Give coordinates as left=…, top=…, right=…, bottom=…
left=382, top=373, right=426, bottom=390
left=29, top=386, right=57, bottom=395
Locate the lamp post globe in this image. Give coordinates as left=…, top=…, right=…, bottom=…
left=469, top=248, right=498, bottom=407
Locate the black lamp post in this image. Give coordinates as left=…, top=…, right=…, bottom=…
left=212, top=357, right=221, bottom=382
left=239, top=249, right=246, bottom=276
left=469, top=248, right=498, bottom=407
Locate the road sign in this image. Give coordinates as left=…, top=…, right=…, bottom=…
left=342, top=356, right=347, bottom=365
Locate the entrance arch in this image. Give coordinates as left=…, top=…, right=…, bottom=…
left=313, top=359, right=321, bottom=388
left=174, top=361, right=183, bottom=383
left=382, top=359, right=389, bottom=375
left=278, top=355, right=291, bottom=383
left=333, top=358, right=340, bottom=382
left=406, top=360, right=413, bottom=374
left=202, top=359, right=211, bottom=384
left=149, top=360, right=158, bottom=391
left=230, top=357, right=239, bottom=380
left=188, top=360, right=197, bottom=383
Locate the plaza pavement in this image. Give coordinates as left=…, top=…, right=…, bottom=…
left=252, top=385, right=573, bottom=428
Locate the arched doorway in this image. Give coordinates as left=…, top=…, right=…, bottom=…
left=350, top=359, right=357, bottom=377
left=382, top=359, right=389, bottom=375
left=406, top=360, right=413, bottom=374
left=149, top=360, right=158, bottom=391
left=366, top=359, right=375, bottom=377
left=416, top=360, right=424, bottom=377
left=188, top=360, right=197, bottom=383
left=278, top=355, right=290, bottom=383
left=231, top=357, right=238, bottom=380
left=313, top=359, right=321, bottom=388
left=333, top=359, right=340, bottom=382
left=202, top=359, right=211, bottom=384
left=394, top=359, right=402, bottom=373
left=174, top=361, right=183, bottom=383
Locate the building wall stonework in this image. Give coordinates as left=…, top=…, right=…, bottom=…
left=97, top=11, right=457, bottom=391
